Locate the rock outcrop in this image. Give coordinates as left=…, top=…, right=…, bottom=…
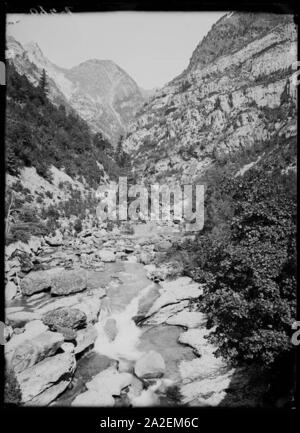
left=123, top=13, right=297, bottom=183
left=17, top=352, right=76, bottom=405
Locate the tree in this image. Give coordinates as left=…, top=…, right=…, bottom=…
left=38, top=68, right=48, bottom=98
left=115, top=135, right=128, bottom=168
left=93, top=132, right=114, bottom=155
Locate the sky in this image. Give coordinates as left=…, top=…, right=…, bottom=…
left=7, top=12, right=225, bottom=89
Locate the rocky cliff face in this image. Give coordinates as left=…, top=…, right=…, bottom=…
left=6, top=37, right=145, bottom=144
left=123, top=12, right=297, bottom=184
left=66, top=59, right=144, bottom=143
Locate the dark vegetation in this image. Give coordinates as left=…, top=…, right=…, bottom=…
left=5, top=65, right=134, bottom=244
left=6, top=64, right=120, bottom=187
left=168, top=130, right=297, bottom=402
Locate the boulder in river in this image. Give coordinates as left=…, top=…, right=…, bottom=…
left=24, top=320, right=48, bottom=334
left=147, top=277, right=203, bottom=316
left=44, top=231, right=63, bottom=246
left=97, top=249, right=116, bottom=262
left=166, top=311, right=206, bottom=328
left=20, top=267, right=65, bottom=296
left=134, top=350, right=166, bottom=379
left=50, top=269, right=87, bottom=296
left=5, top=321, right=48, bottom=362
left=87, top=366, right=133, bottom=396
left=26, top=379, right=73, bottom=407
left=10, top=330, right=64, bottom=373
left=16, top=352, right=76, bottom=404
left=42, top=307, right=87, bottom=330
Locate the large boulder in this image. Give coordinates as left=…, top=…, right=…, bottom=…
left=5, top=323, right=48, bottom=362
left=10, top=331, right=64, bottom=373
left=20, top=267, right=65, bottom=296
left=16, top=352, right=76, bottom=404
left=26, top=380, right=72, bottom=407
left=133, top=285, right=168, bottom=324
left=147, top=277, right=203, bottom=316
left=97, top=249, right=116, bottom=262
left=35, top=288, right=105, bottom=322
left=166, top=311, right=206, bottom=328
left=87, top=366, right=133, bottom=396
left=50, top=270, right=87, bottom=296
left=44, top=231, right=63, bottom=246
left=142, top=300, right=189, bottom=326
left=42, top=307, right=87, bottom=331
left=24, top=320, right=48, bottom=334
left=134, top=350, right=166, bottom=379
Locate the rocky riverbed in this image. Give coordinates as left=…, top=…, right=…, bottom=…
left=5, top=222, right=264, bottom=407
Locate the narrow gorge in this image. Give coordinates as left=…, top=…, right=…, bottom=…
left=4, top=11, right=297, bottom=409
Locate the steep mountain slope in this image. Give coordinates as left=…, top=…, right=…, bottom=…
left=5, top=63, right=122, bottom=244
left=123, top=12, right=297, bottom=183
left=6, top=36, right=145, bottom=144
left=5, top=63, right=119, bottom=187
left=6, top=36, right=70, bottom=108
left=66, top=59, right=144, bottom=143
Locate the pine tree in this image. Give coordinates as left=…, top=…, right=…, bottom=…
left=38, top=68, right=48, bottom=97
left=115, top=135, right=124, bottom=166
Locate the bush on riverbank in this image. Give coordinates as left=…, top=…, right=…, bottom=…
left=180, top=162, right=296, bottom=373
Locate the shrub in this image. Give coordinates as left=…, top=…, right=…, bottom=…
left=187, top=167, right=296, bottom=368
left=45, top=190, right=53, bottom=199
left=73, top=218, right=82, bottom=233
left=6, top=64, right=122, bottom=188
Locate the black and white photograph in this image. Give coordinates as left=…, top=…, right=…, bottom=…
left=1, top=1, right=298, bottom=416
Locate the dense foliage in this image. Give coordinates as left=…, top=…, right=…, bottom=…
left=6, top=65, right=120, bottom=187
left=182, top=159, right=296, bottom=369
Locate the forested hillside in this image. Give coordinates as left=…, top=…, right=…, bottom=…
left=6, top=64, right=120, bottom=187
left=5, top=65, right=131, bottom=245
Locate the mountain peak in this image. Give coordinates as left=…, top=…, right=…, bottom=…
left=6, top=35, right=24, bottom=58
left=25, top=40, right=43, bottom=53
left=73, top=58, right=120, bottom=72
left=187, top=12, right=292, bottom=72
